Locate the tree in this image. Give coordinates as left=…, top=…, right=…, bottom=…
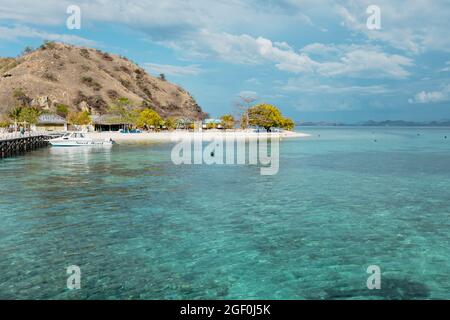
left=206, top=122, right=216, bottom=130
left=159, top=73, right=166, bottom=81
left=19, top=107, right=41, bottom=128
left=22, top=46, right=34, bottom=55
left=234, top=93, right=256, bottom=129
left=164, top=117, right=177, bottom=131
left=8, top=106, right=23, bottom=131
left=247, top=104, right=294, bottom=132
left=108, top=98, right=138, bottom=125
left=56, top=104, right=69, bottom=118
left=281, top=117, right=295, bottom=131
left=220, top=114, right=235, bottom=129
left=136, top=109, right=163, bottom=130
left=68, top=111, right=91, bottom=125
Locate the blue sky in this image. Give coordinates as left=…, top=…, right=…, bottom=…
left=0, top=0, right=449, bottom=122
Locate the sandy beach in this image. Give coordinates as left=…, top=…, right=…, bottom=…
left=88, top=130, right=311, bottom=144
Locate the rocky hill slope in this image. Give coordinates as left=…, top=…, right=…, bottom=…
left=0, top=42, right=205, bottom=120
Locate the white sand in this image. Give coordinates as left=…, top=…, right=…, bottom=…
left=88, top=130, right=310, bottom=144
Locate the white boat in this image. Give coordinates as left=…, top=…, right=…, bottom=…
left=48, top=132, right=114, bottom=147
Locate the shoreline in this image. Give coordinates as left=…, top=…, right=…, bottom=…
left=88, top=130, right=311, bottom=144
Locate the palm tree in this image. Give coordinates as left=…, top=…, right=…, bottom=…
left=8, top=106, right=22, bottom=131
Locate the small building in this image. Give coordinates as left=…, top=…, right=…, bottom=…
left=33, top=114, right=67, bottom=132
left=92, top=115, right=131, bottom=132
left=203, top=118, right=222, bottom=129
left=176, top=118, right=194, bottom=130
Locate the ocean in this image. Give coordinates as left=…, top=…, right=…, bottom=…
left=0, top=127, right=449, bottom=299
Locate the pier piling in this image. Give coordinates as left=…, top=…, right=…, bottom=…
left=0, top=133, right=53, bottom=158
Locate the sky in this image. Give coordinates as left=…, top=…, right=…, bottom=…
left=0, top=0, right=449, bottom=122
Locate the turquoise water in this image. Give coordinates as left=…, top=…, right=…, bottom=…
left=0, top=127, right=449, bottom=299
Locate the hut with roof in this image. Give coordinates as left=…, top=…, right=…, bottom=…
left=91, top=114, right=132, bottom=132
left=33, top=113, right=67, bottom=132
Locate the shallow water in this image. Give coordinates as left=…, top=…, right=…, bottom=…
left=0, top=127, right=449, bottom=299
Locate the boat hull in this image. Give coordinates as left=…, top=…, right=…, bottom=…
left=49, top=139, right=113, bottom=147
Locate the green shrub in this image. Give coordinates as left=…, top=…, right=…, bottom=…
left=68, top=111, right=91, bottom=125
left=22, top=46, right=34, bottom=55
left=13, top=89, right=31, bottom=106
left=40, top=40, right=56, bottom=50
left=107, top=89, right=119, bottom=100
left=220, top=114, right=235, bottom=129
left=56, top=104, right=69, bottom=118
left=81, top=76, right=102, bottom=91
left=80, top=48, right=90, bottom=59
left=0, top=117, right=11, bottom=127
left=97, top=50, right=113, bottom=61
left=164, top=117, right=177, bottom=130
left=120, top=78, right=132, bottom=89
left=43, top=72, right=57, bottom=82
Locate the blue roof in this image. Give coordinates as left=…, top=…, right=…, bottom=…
left=203, top=119, right=222, bottom=124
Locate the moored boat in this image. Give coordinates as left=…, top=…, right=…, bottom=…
left=48, top=132, right=114, bottom=147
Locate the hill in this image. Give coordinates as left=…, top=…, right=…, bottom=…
left=0, top=42, right=205, bottom=120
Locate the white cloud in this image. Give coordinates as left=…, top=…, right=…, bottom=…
left=0, top=25, right=96, bottom=46
left=238, top=91, right=258, bottom=100
left=245, top=77, right=261, bottom=85
left=0, top=0, right=66, bottom=25
left=162, top=31, right=413, bottom=78
left=144, top=63, right=202, bottom=76
left=1, top=0, right=449, bottom=57
left=336, top=0, right=450, bottom=54
left=283, top=77, right=391, bottom=95
left=158, top=30, right=317, bottom=72
left=439, top=61, right=450, bottom=72
left=408, top=86, right=450, bottom=104
left=0, top=0, right=317, bottom=39
left=0, top=0, right=444, bottom=81
left=315, top=47, right=413, bottom=79
left=300, top=43, right=341, bottom=56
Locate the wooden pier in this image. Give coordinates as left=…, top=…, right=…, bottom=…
left=0, top=133, right=54, bottom=158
